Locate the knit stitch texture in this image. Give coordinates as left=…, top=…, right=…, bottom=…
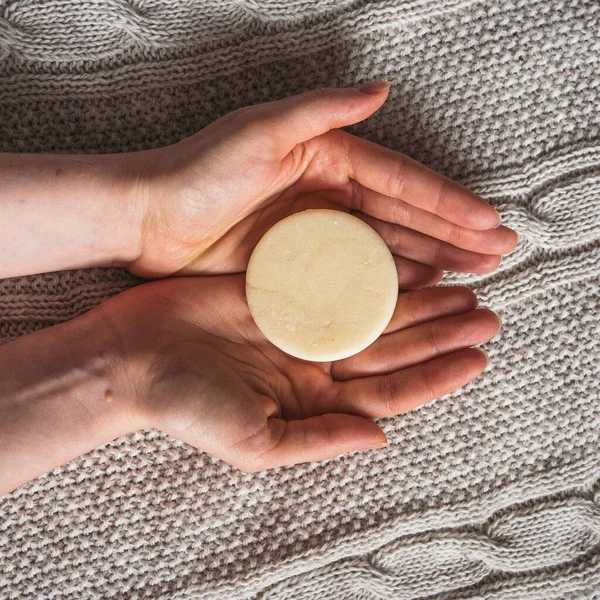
left=0, top=1, right=599, bottom=598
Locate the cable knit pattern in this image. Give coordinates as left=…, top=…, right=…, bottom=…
left=0, top=1, right=599, bottom=599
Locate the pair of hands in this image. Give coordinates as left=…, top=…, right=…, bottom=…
left=1, top=83, right=517, bottom=490
left=92, top=82, right=516, bottom=471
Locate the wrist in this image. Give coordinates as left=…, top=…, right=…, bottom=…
left=90, top=286, right=170, bottom=430
left=84, top=302, right=153, bottom=432
left=118, top=143, right=189, bottom=278
left=0, top=151, right=150, bottom=277
left=0, top=307, right=145, bottom=494
left=85, top=151, right=149, bottom=270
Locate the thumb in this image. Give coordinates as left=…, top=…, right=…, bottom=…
left=226, top=82, right=391, bottom=158
left=229, top=413, right=388, bottom=472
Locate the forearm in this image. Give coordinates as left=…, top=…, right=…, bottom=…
left=0, top=309, right=143, bottom=495
left=0, top=152, right=146, bottom=278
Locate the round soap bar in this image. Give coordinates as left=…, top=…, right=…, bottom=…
left=246, top=209, right=398, bottom=362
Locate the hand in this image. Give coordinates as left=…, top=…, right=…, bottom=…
left=98, top=275, right=500, bottom=471
left=0, top=83, right=517, bottom=281
left=130, top=83, right=518, bottom=281
left=0, top=271, right=499, bottom=493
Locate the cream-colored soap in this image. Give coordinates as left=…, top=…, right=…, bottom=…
left=246, top=209, right=398, bottom=362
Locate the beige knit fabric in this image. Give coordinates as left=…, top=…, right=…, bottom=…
left=1, top=1, right=599, bottom=598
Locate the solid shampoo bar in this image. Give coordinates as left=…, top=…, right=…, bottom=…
left=246, top=209, right=398, bottom=362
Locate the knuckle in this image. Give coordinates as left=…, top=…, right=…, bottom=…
left=421, top=360, right=441, bottom=400
left=447, top=222, right=466, bottom=245
left=426, top=321, right=443, bottom=356
left=431, top=238, right=447, bottom=265
left=379, top=374, right=399, bottom=416
left=388, top=221, right=405, bottom=252
left=432, top=179, right=450, bottom=213
left=377, top=339, right=396, bottom=375
left=385, top=159, right=407, bottom=199
left=447, top=222, right=478, bottom=252
left=402, top=288, right=421, bottom=314
left=348, top=178, right=364, bottom=211
left=451, top=247, right=491, bottom=272
left=390, top=198, right=411, bottom=227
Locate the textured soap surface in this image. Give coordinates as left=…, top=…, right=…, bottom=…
left=246, top=209, right=399, bottom=362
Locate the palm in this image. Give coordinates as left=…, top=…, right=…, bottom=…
left=170, top=130, right=365, bottom=275
left=109, top=273, right=499, bottom=471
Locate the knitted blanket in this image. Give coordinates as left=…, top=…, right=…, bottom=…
left=1, top=1, right=599, bottom=598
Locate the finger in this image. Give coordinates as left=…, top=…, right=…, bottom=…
left=337, top=131, right=500, bottom=229
left=229, top=413, right=387, bottom=472
left=333, top=309, right=499, bottom=380
left=350, top=181, right=518, bottom=254
left=384, top=286, right=478, bottom=334
left=330, top=348, right=488, bottom=418
left=358, top=212, right=502, bottom=273
left=224, top=84, right=390, bottom=158
left=394, top=256, right=443, bottom=289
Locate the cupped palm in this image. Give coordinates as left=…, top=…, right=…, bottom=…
left=102, top=273, right=499, bottom=471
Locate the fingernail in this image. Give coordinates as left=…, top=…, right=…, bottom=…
left=363, top=437, right=388, bottom=450
left=356, top=81, right=391, bottom=94
left=493, top=211, right=502, bottom=228
left=481, top=350, right=490, bottom=369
